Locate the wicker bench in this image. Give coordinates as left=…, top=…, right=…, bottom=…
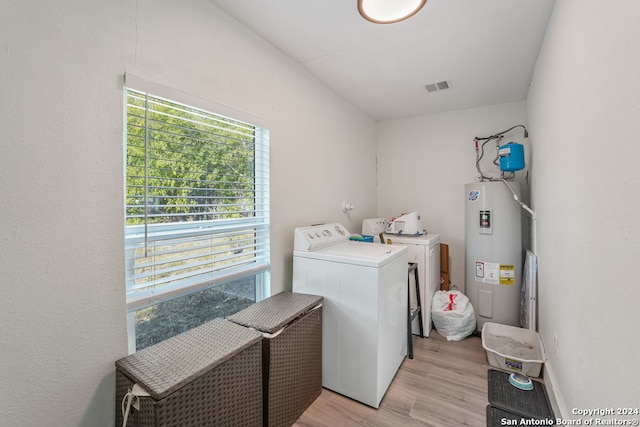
left=115, top=318, right=263, bottom=427
left=227, top=292, right=323, bottom=427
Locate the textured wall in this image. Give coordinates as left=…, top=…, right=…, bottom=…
left=527, top=0, right=640, bottom=418
left=0, top=0, right=376, bottom=425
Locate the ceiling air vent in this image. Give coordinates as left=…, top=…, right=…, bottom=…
left=425, top=80, right=450, bottom=92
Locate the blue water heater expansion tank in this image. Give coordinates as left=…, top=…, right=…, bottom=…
left=498, top=142, right=525, bottom=172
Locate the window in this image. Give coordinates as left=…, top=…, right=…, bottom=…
left=124, top=87, right=269, bottom=352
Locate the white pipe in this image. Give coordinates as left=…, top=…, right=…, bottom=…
left=497, top=178, right=536, bottom=219
left=499, top=178, right=537, bottom=255
left=514, top=195, right=536, bottom=219
left=530, top=216, right=537, bottom=255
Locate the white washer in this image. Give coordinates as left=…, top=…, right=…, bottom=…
left=384, top=233, right=441, bottom=337
left=292, top=223, right=408, bottom=408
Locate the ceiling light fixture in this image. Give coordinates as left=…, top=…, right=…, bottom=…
left=358, top=0, right=427, bottom=24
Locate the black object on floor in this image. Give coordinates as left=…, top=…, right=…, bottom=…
left=487, top=369, right=555, bottom=421
left=407, top=262, right=423, bottom=359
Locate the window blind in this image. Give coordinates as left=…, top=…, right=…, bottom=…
left=124, top=88, right=269, bottom=311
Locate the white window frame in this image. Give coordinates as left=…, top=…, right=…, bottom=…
left=123, top=76, right=269, bottom=352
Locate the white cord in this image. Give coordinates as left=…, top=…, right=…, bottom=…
left=121, top=390, right=134, bottom=427
left=121, top=384, right=151, bottom=427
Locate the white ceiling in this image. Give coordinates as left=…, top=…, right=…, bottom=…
left=208, top=0, right=556, bottom=121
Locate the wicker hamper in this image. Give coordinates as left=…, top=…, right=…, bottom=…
left=115, top=318, right=263, bottom=427
left=227, top=292, right=323, bottom=427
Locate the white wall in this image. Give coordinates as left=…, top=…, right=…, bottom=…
left=6, top=0, right=638, bottom=425
left=0, top=0, right=376, bottom=425
left=376, top=102, right=529, bottom=292
left=526, top=0, right=640, bottom=418
left=0, top=2, right=128, bottom=426
left=125, top=0, right=378, bottom=293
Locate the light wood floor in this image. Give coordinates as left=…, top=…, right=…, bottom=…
left=293, top=329, right=491, bottom=427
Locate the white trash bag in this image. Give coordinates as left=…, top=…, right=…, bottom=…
left=431, top=290, right=476, bottom=341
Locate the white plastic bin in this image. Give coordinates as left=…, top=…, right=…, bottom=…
left=481, top=322, right=546, bottom=377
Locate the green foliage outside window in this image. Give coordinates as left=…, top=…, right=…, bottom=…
left=125, top=92, right=257, bottom=225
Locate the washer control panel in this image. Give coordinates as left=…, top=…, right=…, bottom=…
left=294, top=223, right=350, bottom=251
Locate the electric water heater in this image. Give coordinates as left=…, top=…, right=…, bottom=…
left=465, top=181, right=522, bottom=332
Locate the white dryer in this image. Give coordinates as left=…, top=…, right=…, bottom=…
left=362, top=218, right=441, bottom=337
left=292, top=223, right=408, bottom=408
left=385, top=233, right=441, bottom=337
